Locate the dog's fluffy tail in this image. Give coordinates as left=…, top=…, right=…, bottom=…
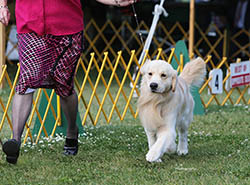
left=180, top=57, right=206, bottom=87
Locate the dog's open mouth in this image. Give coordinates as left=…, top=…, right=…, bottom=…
left=151, top=86, right=172, bottom=94
left=151, top=89, right=158, bottom=93
left=151, top=89, right=163, bottom=94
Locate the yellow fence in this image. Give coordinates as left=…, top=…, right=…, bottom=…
left=1, top=48, right=250, bottom=144
left=1, top=19, right=250, bottom=143
left=200, top=56, right=250, bottom=108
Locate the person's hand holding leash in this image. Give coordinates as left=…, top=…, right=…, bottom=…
left=114, top=0, right=136, bottom=7
left=0, top=3, right=10, bottom=26
left=97, top=0, right=137, bottom=7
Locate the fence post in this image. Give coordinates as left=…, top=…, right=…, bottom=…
left=0, top=24, right=5, bottom=88
left=223, top=29, right=227, bottom=57
left=189, top=0, right=195, bottom=57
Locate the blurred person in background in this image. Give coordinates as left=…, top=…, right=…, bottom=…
left=227, top=0, right=250, bottom=60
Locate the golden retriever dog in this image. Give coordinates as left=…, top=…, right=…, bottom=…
left=138, top=57, right=206, bottom=162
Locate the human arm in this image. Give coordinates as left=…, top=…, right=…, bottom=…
left=0, top=0, right=10, bottom=26
left=96, top=0, right=136, bottom=7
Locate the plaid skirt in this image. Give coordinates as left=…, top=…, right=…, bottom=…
left=16, top=31, right=84, bottom=97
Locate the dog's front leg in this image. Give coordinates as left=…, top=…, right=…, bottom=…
left=146, top=126, right=176, bottom=163
left=144, top=129, right=156, bottom=150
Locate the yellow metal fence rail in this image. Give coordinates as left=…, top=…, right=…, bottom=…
left=200, top=57, right=250, bottom=108
left=1, top=49, right=250, bottom=144
left=1, top=19, right=250, bottom=144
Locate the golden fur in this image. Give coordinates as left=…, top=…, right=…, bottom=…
left=138, top=57, right=206, bottom=162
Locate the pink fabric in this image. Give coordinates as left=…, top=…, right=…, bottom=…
left=15, top=0, right=84, bottom=36
left=16, top=32, right=83, bottom=97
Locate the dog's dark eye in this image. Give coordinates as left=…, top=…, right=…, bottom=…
left=148, top=72, right=152, bottom=76
left=161, top=74, right=167, bottom=78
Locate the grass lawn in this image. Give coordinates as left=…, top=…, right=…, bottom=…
left=0, top=105, right=249, bottom=185
left=0, top=64, right=249, bottom=184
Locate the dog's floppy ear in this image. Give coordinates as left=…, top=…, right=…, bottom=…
left=140, top=59, right=150, bottom=75
left=171, top=71, right=178, bottom=92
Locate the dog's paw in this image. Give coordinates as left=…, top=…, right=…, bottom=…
left=177, top=148, right=188, bottom=156
left=166, top=143, right=176, bottom=154
left=146, top=150, right=161, bottom=162
left=177, top=143, right=188, bottom=156
left=155, top=158, right=162, bottom=163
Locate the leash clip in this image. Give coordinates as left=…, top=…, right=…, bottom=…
left=153, top=4, right=168, bottom=17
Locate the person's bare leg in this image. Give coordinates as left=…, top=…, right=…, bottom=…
left=60, top=92, right=78, bottom=139
left=12, top=92, right=34, bottom=142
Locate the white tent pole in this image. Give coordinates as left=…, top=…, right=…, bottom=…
left=130, top=0, right=168, bottom=90
left=137, top=0, right=168, bottom=65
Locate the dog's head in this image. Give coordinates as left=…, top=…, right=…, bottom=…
left=140, top=59, right=177, bottom=94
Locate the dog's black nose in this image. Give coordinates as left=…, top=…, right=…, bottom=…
left=150, top=82, right=158, bottom=90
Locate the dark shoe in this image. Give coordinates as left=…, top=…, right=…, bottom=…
left=2, top=139, right=21, bottom=164
left=63, top=138, right=78, bottom=156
